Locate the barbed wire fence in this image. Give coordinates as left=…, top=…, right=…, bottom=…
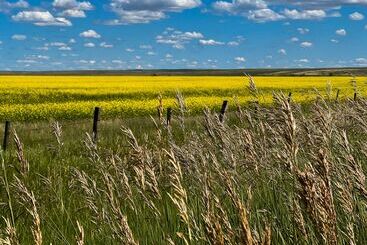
left=0, top=89, right=360, bottom=151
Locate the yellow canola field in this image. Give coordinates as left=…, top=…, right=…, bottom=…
left=0, top=76, right=365, bottom=121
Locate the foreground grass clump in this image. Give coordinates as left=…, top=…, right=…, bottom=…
left=0, top=75, right=366, bottom=121
left=2, top=90, right=367, bottom=244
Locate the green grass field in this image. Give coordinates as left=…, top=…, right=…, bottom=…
left=1, top=86, right=367, bottom=243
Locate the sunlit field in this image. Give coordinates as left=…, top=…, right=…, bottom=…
left=0, top=75, right=366, bottom=121
left=3, top=76, right=367, bottom=244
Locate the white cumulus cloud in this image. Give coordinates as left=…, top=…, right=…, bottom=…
left=227, top=41, right=239, bottom=46
left=300, top=41, right=313, bottom=48
left=0, top=0, right=29, bottom=13
left=199, top=39, right=224, bottom=46
left=107, top=0, right=201, bottom=24
left=53, top=0, right=93, bottom=10
left=140, top=45, right=152, bottom=49
left=297, top=28, right=310, bottom=34
left=210, top=0, right=352, bottom=22
left=349, top=12, right=364, bottom=21
left=60, top=9, right=86, bottom=18
left=100, top=42, right=113, bottom=48
left=84, top=42, right=95, bottom=48
left=234, top=57, right=246, bottom=62
left=59, top=46, right=72, bottom=51
left=212, top=0, right=267, bottom=14
left=355, top=58, right=367, bottom=65
left=53, top=0, right=93, bottom=18
left=11, top=34, right=27, bottom=40
left=156, top=28, right=204, bottom=49
left=12, top=11, right=72, bottom=26
left=283, top=9, right=326, bottom=20
left=248, top=8, right=284, bottom=22
left=336, top=29, right=347, bottom=36
left=49, top=42, right=67, bottom=47
left=278, top=48, right=287, bottom=55
left=80, top=30, right=101, bottom=38
left=296, top=59, right=309, bottom=63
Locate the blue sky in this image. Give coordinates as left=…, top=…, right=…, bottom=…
left=0, top=0, right=367, bottom=71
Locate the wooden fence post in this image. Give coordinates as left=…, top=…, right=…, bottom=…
left=166, top=107, right=172, bottom=126
left=288, top=92, right=292, bottom=103
left=335, top=89, right=340, bottom=102
left=354, top=92, right=357, bottom=101
left=219, top=100, right=228, bottom=123
left=2, top=121, right=10, bottom=151
left=93, top=107, right=100, bottom=142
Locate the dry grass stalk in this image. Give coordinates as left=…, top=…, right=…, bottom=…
left=291, top=198, right=307, bottom=239
left=51, top=121, right=63, bottom=146
left=121, top=126, right=161, bottom=214
left=78, top=133, right=140, bottom=244
left=217, top=168, right=254, bottom=245
left=13, top=177, right=42, bottom=245
left=109, top=155, right=136, bottom=211
left=340, top=131, right=367, bottom=198
left=235, top=194, right=254, bottom=244
left=296, top=149, right=337, bottom=245
left=13, top=130, right=29, bottom=175
left=1, top=154, right=16, bottom=239
left=157, top=94, right=164, bottom=124
left=175, top=91, right=187, bottom=130
left=245, top=73, right=258, bottom=100
left=335, top=181, right=356, bottom=244
left=261, top=224, right=271, bottom=245
left=0, top=217, right=19, bottom=245
left=74, top=162, right=138, bottom=244
left=202, top=212, right=225, bottom=245
left=202, top=176, right=226, bottom=245
left=166, top=150, right=193, bottom=244
left=71, top=169, right=99, bottom=218
left=150, top=115, right=163, bottom=143
left=83, top=133, right=99, bottom=163
left=274, top=94, right=299, bottom=172
left=166, top=237, right=176, bottom=245
left=105, top=181, right=138, bottom=245
left=75, top=221, right=85, bottom=245
left=234, top=96, right=244, bottom=123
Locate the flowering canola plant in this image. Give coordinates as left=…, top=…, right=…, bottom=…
left=0, top=76, right=365, bottom=121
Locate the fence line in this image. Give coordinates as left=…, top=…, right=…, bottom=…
left=219, top=100, right=228, bottom=123
left=2, top=121, right=10, bottom=151
left=93, top=107, right=100, bottom=143
left=1, top=91, right=362, bottom=150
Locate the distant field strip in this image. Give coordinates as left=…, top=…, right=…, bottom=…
left=0, top=76, right=366, bottom=121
